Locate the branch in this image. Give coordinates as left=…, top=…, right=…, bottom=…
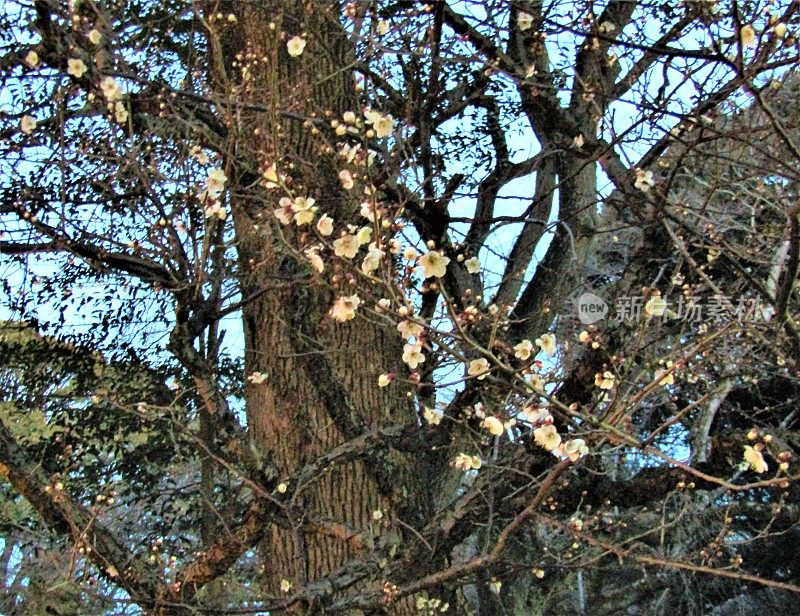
left=495, top=155, right=557, bottom=307
left=610, top=11, right=699, bottom=100
left=553, top=430, right=761, bottom=514
left=775, top=210, right=800, bottom=322
left=442, top=2, right=579, bottom=143
left=463, top=150, right=546, bottom=253
left=4, top=210, right=181, bottom=290
left=570, top=0, right=636, bottom=114
left=0, top=416, right=159, bottom=607
left=164, top=497, right=272, bottom=608
left=168, top=318, right=267, bottom=481
left=383, top=180, right=477, bottom=312
left=547, top=515, right=800, bottom=595
left=326, top=460, right=571, bottom=612
left=0, top=241, right=60, bottom=255
left=507, top=154, right=600, bottom=341
left=164, top=424, right=416, bottom=609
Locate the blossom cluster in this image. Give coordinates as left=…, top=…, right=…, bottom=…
left=199, top=168, right=228, bottom=220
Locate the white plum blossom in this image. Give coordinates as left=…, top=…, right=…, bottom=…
left=514, top=339, right=533, bottom=360
left=20, top=115, right=37, bottom=135
left=330, top=294, right=361, bottom=322
left=67, top=57, right=88, bottom=78
left=114, top=101, right=128, bottom=124
left=397, top=319, right=424, bottom=340
left=517, top=12, right=534, bottom=31
left=373, top=115, right=394, bottom=138
left=262, top=163, right=283, bottom=188
left=740, top=24, right=757, bottom=47
left=274, top=197, right=294, bottom=226
left=340, top=143, right=360, bottom=163
left=205, top=168, right=227, bottom=196
left=204, top=202, right=227, bottom=220
left=360, top=200, right=380, bottom=220
left=316, top=214, right=334, bottom=236
left=292, top=196, right=316, bottom=226
left=423, top=407, right=442, bottom=425
left=304, top=248, right=324, bottom=273
left=464, top=256, right=481, bottom=274
left=559, top=438, right=589, bottom=461
left=355, top=226, right=372, bottom=246
left=482, top=416, right=504, bottom=436
left=655, top=360, right=674, bottom=386
left=402, top=342, right=425, bottom=369
left=377, top=373, right=393, bottom=387
left=534, top=424, right=561, bottom=451
left=361, top=245, right=384, bottom=274
left=333, top=234, right=359, bottom=259
left=452, top=453, right=472, bottom=471
left=743, top=445, right=768, bottom=473
left=468, top=358, right=490, bottom=380
left=536, top=333, right=557, bottom=357
left=595, top=371, right=616, bottom=390
left=190, top=145, right=209, bottom=165
left=247, top=371, right=268, bottom=384
left=418, top=250, right=450, bottom=278
left=452, top=453, right=481, bottom=471
left=527, top=373, right=545, bottom=392
left=364, top=108, right=394, bottom=138
left=644, top=295, right=667, bottom=317
left=339, top=169, right=354, bottom=190
left=25, top=51, right=39, bottom=68
left=634, top=168, right=654, bottom=192
left=598, top=21, right=616, bottom=33
left=403, top=246, right=419, bottom=261
left=523, top=406, right=552, bottom=423
left=287, top=36, right=306, bottom=57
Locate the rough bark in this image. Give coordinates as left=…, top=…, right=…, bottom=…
left=213, top=3, right=419, bottom=610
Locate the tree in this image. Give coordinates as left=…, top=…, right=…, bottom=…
left=1, top=0, right=799, bottom=614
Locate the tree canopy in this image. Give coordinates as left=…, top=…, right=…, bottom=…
left=1, top=1, right=800, bottom=614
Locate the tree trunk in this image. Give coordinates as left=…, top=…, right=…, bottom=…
left=212, top=3, right=418, bottom=610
